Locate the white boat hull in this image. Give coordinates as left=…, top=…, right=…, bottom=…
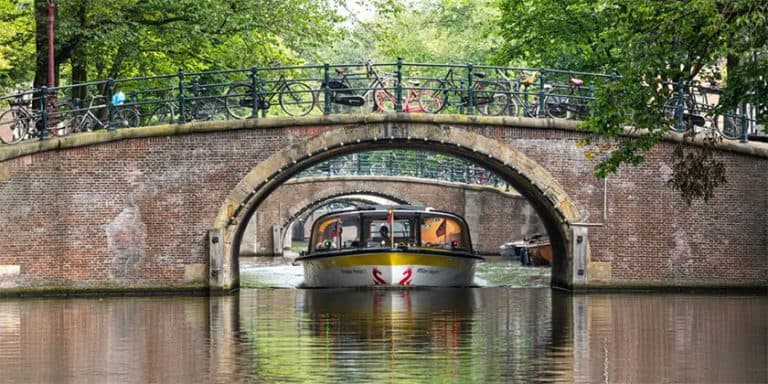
left=299, top=251, right=479, bottom=288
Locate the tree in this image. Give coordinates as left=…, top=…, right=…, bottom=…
left=17, top=0, right=343, bottom=97
left=494, top=0, right=767, bottom=203
left=0, top=0, right=35, bottom=89
left=323, top=0, right=502, bottom=65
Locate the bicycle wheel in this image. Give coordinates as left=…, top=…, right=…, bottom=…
left=146, top=104, right=175, bottom=126
left=279, top=81, right=315, bottom=116
left=115, top=108, right=141, bottom=128
left=49, top=101, right=75, bottom=137
left=506, top=95, right=521, bottom=117
left=0, top=108, right=31, bottom=144
left=715, top=111, right=742, bottom=140
left=418, top=79, right=447, bottom=113
left=373, top=89, right=396, bottom=112
left=543, top=94, right=569, bottom=119
left=225, top=82, right=255, bottom=119
left=195, top=98, right=228, bottom=121
left=662, top=95, right=696, bottom=132
left=474, top=82, right=508, bottom=116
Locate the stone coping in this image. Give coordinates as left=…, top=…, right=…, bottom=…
left=1, top=113, right=766, bottom=162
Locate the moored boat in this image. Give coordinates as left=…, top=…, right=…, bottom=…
left=296, top=205, right=483, bottom=288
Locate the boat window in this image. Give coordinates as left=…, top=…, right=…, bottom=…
left=420, top=215, right=469, bottom=250
left=312, top=215, right=360, bottom=252
left=365, top=217, right=416, bottom=248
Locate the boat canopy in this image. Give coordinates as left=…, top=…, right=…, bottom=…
left=309, top=206, right=472, bottom=254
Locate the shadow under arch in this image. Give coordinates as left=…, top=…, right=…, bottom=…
left=210, top=121, right=583, bottom=292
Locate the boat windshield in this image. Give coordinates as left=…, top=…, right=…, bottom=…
left=310, top=210, right=471, bottom=253
left=420, top=214, right=470, bottom=250
left=311, top=215, right=361, bottom=252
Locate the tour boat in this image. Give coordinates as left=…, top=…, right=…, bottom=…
left=504, top=234, right=552, bottom=266
left=296, top=205, right=483, bottom=288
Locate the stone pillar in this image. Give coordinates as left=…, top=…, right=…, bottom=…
left=272, top=225, right=282, bottom=256
left=571, top=226, right=589, bottom=285
left=209, top=228, right=237, bottom=292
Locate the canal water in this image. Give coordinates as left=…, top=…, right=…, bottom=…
left=0, top=261, right=765, bottom=383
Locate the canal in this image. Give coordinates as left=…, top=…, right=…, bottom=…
left=0, top=261, right=765, bottom=383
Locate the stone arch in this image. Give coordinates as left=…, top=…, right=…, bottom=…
left=210, top=122, right=583, bottom=291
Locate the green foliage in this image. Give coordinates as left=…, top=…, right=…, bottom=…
left=0, top=0, right=35, bottom=89
left=8, top=0, right=342, bottom=90
left=322, top=0, right=502, bottom=65
left=496, top=0, right=767, bottom=203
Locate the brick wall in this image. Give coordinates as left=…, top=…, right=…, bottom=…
left=0, top=117, right=765, bottom=293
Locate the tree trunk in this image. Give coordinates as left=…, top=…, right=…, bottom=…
left=70, top=3, right=88, bottom=101
left=33, top=0, right=49, bottom=90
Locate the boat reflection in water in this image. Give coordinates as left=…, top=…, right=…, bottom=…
left=298, top=288, right=479, bottom=346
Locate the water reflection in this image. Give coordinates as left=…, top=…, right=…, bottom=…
left=0, top=290, right=765, bottom=383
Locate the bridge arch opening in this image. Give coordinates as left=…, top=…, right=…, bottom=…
left=239, top=189, right=409, bottom=257
left=211, top=123, right=583, bottom=291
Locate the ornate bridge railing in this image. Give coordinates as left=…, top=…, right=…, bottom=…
left=0, top=60, right=760, bottom=145
left=295, top=150, right=509, bottom=190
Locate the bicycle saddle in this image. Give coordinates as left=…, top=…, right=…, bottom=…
left=474, top=72, right=486, bottom=79
left=570, top=77, right=584, bottom=86
left=335, top=67, right=346, bottom=75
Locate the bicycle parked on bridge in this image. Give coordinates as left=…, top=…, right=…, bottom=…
left=364, top=63, right=441, bottom=113
left=495, top=69, right=548, bottom=118
left=541, top=73, right=590, bottom=120
left=147, top=81, right=228, bottom=124
left=662, top=81, right=741, bottom=139
left=56, top=93, right=141, bottom=134
left=0, top=91, right=73, bottom=144
left=418, top=68, right=508, bottom=115
left=225, top=73, right=315, bottom=118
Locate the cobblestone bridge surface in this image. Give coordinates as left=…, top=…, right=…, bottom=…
left=0, top=113, right=765, bottom=295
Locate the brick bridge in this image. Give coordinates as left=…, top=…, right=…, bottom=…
left=0, top=113, right=765, bottom=294
left=241, top=176, right=544, bottom=256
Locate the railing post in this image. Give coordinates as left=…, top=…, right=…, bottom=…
left=459, top=80, right=466, bottom=114
left=466, top=63, right=474, bottom=115
left=107, top=79, right=116, bottom=131
left=356, top=154, right=362, bottom=175
left=177, top=68, right=186, bottom=124
left=250, top=66, right=259, bottom=119
left=395, top=57, right=403, bottom=112
left=39, top=86, right=49, bottom=139
left=538, top=69, right=546, bottom=118
left=675, top=82, right=685, bottom=132
left=323, top=64, right=331, bottom=115
left=740, top=101, right=748, bottom=143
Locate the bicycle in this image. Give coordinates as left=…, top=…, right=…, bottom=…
left=147, top=82, right=228, bottom=125
left=316, top=66, right=368, bottom=114
left=57, top=94, right=140, bottom=134
left=542, top=74, right=590, bottom=119
left=0, top=92, right=73, bottom=144
left=225, top=73, right=315, bottom=118
left=364, top=64, right=441, bottom=113
left=494, top=69, right=554, bottom=118
left=418, top=68, right=508, bottom=115
left=662, top=82, right=741, bottom=139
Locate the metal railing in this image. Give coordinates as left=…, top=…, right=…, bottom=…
left=295, top=150, right=509, bottom=189
left=0, top=60, right=761, bottom=145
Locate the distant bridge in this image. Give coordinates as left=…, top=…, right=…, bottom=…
left=0, top=113, right=765, bottom=295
